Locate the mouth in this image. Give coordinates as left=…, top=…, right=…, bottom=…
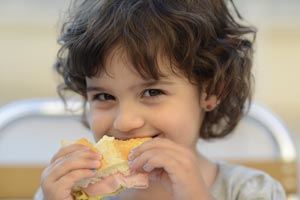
left=113, top=134, right=160, bottom=140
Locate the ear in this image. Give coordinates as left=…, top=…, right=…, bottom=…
left=200, top=93, right=219, bottom=112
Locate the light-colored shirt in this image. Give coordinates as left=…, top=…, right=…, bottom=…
left=211, top=161, right=286, bottom=200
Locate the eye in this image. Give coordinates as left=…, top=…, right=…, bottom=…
left=143, top=89, right=165, bottom=97
left=92, top=93, right=115, bottom=101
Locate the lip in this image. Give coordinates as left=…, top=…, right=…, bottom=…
left=113, top=134, right=160, bottom=140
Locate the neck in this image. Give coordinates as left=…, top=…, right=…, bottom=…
left=197, top=152, right=219, bottom=190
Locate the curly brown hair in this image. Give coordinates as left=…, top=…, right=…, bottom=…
left=55, top=0, right=256, bottom=140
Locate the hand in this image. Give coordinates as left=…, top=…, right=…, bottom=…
left=128, top=138, right=213, bottom=200
left=40, top=144, right=101, bottom=200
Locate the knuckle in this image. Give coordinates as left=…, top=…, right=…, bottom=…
left=40, top=176, right=51, bottom=193
left=41, top=167, right=49, bottom=180
left=50, top=153, right=60, bottom=164
left=131, top=146, right=140, bottom=155
left=63, top=170, right=80, bottom=184
left=66, top=169, right=92, bottom=183
left=41, top=166, right=53, bottom=185
left=68, top=170, right=79, bottom=180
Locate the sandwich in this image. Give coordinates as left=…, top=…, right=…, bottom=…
left=61, top=135, right=151, bottom=200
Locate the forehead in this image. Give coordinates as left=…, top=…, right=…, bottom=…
left=99, top=45, right=182, bottom=80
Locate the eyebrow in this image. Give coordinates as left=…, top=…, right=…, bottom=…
left=86, top=79, right=174, bottom=92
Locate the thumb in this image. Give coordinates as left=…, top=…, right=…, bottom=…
left=149, top=169, right=172, bottom=193
left=149, top=168, right=163, bottom=182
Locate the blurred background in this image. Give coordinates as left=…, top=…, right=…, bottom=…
left=1, top=0, right=299, bottom=136
left=0, top=0, right=300, bottom=149
left=0, top=0, right=299, bottom=199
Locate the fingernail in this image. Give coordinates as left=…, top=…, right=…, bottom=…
left=143, top=163, right=153, bottom=172
left=128, top=152, right=134, bottom=161
left=130, top=148, right=136, bottom=153
left=91, top=169, right=97, bottom=174
left=128, top=160, right=134, bottom=167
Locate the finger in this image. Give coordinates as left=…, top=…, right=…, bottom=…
left=43, top=169, right=97, bottom=199
left=148, top=168, right=165, bottom=182
left=53, top=148, right=101, bottom=167
left=42, top=149, right=99, bottom=183
left=61, top=148, right=102, bottom=160
left=51, top=144, right=91, bottom=164
left=139, top=151, right=203, bottom=187
left=56, top=168, right=97, bottom=188
left=47, top=151, right=101, bottom=183
left=148, top=168, right=172, bottom=192
left=140, top=152, right=183, bottom=185
left=129, top=148, right=180, bottom=174
left=129, top=138, right=184, bottom=161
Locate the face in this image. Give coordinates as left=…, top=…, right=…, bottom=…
left=85, top=47, right=210, bottom=149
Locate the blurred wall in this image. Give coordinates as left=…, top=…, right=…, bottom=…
left=236, top=0, right=300, bottom=136
left=0, top=1, right=66, bottom=104
left=0, top=1, right=300, bottom=135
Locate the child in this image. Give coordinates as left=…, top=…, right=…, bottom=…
left=36, top=0, right=286, bottom=199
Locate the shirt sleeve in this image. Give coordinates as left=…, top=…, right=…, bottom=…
left=237, top=173, right=286, bottom=200
left=33, top=187, right=44, bottom=200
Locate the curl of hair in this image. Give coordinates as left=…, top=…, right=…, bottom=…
left=55, top=0, right=256, bottom=139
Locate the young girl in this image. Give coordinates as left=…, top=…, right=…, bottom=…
left=36, top=0, right=286, bottom=199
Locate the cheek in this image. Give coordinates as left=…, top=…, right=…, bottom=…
left=153, top=104, right=203, bottom=144
left=89, top=110, right=113, bottom=141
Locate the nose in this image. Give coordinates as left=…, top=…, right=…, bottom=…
left=113, top=104, right=145, bottom=133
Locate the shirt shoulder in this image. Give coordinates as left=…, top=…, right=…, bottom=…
left=211, top=161, right=286, bottom=200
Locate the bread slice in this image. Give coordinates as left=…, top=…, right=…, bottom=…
left=62, top=136, right=151, bottom=198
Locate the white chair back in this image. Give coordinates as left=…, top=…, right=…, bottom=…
left=198, top=103, right=296, bottom=162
